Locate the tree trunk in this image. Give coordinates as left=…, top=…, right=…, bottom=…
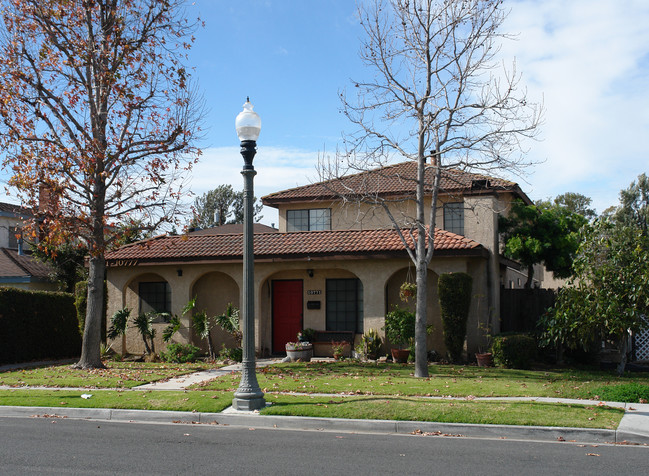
left=414, top=139, right=429, bottom=378
left=207, top=329, right=216, bottom=360
left=414, top=259, right=429, bottom=377
left=524, top=265, right=535, bottom=289
left=141, top=334, right=151, bottom=355
left=73, top=256, right=106, bottom=369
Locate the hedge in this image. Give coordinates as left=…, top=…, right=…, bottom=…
left=0, top=288, right=81, bottom=364
left=438, top=272, right=473, bottom=362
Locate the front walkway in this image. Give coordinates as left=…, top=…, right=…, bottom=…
left=134, top=359, right=281, bottom=390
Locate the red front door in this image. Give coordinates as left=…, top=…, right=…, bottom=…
left=272, top=280, right=303, bottom=353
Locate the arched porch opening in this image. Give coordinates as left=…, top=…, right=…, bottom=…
left=190, top=271, right=240, bottom=356
left=385, top=267, right=443, bottom=356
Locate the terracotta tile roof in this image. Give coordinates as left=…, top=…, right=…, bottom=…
left=188, top=223, right=278, bottom=235
left=106, top=227, right=485, bottom=265
left=0, top=248, right=53, bottom=280
left=262, top=161, right=528, bottom=205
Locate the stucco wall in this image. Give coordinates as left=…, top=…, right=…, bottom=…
left=106, top=254, right=491, bottom=359
left=276, top=196, right=468, bottom=233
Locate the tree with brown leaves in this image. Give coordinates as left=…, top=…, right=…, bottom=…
left=0, top=0, right=204, bottom=368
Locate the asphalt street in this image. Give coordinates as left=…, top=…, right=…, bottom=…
left=1, top=416, right=648, bottom=475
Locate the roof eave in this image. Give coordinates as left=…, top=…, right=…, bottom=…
left=106, top=246, right=488, bottom=268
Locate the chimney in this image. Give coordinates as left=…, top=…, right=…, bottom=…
left=38, top=183, right=56, bottom=215
left=430, top=149, right=438, bottom=167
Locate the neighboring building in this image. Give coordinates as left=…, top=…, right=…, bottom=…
left=0, top=201, right=57, bottom=290
left=105, top=161, right=538, bottom=358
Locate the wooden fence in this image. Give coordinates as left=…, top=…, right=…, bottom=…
left=500, top=288, right=557, bottom=333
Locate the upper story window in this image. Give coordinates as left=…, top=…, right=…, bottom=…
left=287, top=208, right=331, bottom=232
left=139, top=281, right=171, bottom=314
left=7, top=226, right=18, bottom=249
left=443, top=202, right=464, bottom=236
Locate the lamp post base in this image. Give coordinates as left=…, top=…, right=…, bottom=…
left=232, top=393, right=266, bottom=411
left=232, top=360, right=265, bottom=411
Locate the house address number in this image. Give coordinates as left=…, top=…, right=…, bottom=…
left=307, top=290, right=322, bottom=295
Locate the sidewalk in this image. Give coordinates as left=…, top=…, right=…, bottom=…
left=1, top=360, right=648, bottom=445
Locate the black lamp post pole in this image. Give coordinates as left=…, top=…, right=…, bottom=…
left=232, top=139, right=265, bottom=411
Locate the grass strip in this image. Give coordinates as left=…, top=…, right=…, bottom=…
left=0, top=389, right=233, bottom=413
left=261, top=394, right=624, bottom=429
left=195, top=361, right=649, bottom=400
left=0, top=361, right=212, bottom=389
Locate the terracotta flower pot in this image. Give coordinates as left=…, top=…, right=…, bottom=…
left=391, top=348, right=410, bottom=363
left=475, top=352, right=493, bottom=367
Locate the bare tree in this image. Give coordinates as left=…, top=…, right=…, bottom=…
left=0, top=0, right=204, bottom=368
left=318, top=0, right=541, bottom=377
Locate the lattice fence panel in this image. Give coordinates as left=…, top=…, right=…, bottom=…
left=635, top=328, right=649, bottom=361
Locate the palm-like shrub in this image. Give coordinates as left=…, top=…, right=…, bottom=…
left=107, top=308, right=130, bottom=340
left=133, top=312, right=157, bottom=355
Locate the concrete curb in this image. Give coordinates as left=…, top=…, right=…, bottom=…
left=0, top=405, right=623, bottom=444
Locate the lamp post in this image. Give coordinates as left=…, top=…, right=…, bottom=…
left=232, top=98, right=265, bottom=411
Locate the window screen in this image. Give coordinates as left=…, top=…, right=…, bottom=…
left=326, top=278, right=363, bottom=333
left=139, top=281, right=171, bottom=314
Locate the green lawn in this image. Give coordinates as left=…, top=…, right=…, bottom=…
left=0, top=389, right=233, bottom=413
left=194, top=361, right=649, bottom=400
left=261, top=394, right=623, bottom=429
left=0, top=361, right=211, bottom=389
left=0, top=360, right=644, bottom=430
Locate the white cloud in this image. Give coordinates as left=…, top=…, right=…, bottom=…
left=186, top=145, right=321, bottom=226
left=497, top=0, right=649, bottom=212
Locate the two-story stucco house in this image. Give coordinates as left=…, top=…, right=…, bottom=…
left=104, top=161, right=536, bottom=358
left=0, top=201, right=55, bottom=290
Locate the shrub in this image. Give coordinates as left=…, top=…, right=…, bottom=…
left=358, top=328, right=383, bottom=359
left=491, top=333, right=537, bottom=369
left=593, top=383, right=649, bottom=403
left=0, top=288, right=81, bottom=364
left=219, top=345, right=243, bottom=362
left=438, top=272, right=473, bottom=362
left=159, top=343, right=201, bottom=363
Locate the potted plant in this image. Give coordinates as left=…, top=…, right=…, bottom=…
left=285, top=331, right=313, bottom=362
left=383, top=306, right=415, bottom=363
left=297, top=328, right=316, bottom=344
left=475, top=321, right=493, bottom=367
left=399, top=282, right=417, bottom=302
left=331, top=341, right=346, bottom=360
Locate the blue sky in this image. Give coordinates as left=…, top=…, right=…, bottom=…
left=3, top=0, right=649, bottom=227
